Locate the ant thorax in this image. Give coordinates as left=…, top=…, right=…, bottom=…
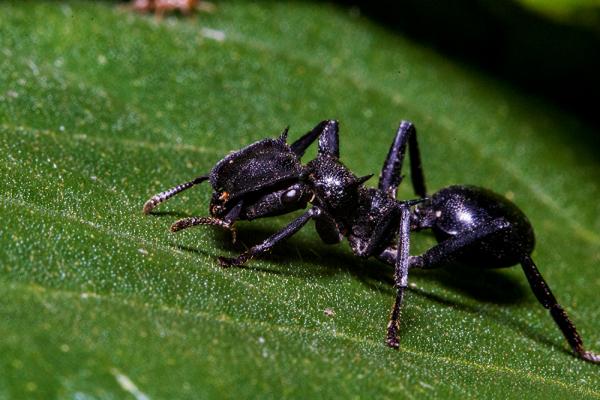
left=305, top=156, right=360, bottom=214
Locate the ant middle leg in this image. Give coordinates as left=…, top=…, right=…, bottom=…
left=314, top=210, right=343, bottom=245
left=378, top=217, right=509, bottom=271
left=378, top=121, right=426, bottom=199
left=378, top=218, right=509, bottom=348
left=385, top=205, right=411, bottom=348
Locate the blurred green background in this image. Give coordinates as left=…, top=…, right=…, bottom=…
left=341, top=0, right=600, bottom=132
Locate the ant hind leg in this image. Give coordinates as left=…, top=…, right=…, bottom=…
left=521, top=256, right=600, bottom=363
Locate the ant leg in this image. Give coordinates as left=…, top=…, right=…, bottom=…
left=381, top=219, right=599, bottom=363
left=317, top=120, right=339, bottom=158
left=377, top=219, right=510, bottom=270
left=314, top=210, right=343, bottom=245
left=218, top=207, right=321, bottom=267
left=412, top=219, right=511, bottom=270
left=521, top=256, right=600, bottom=363
left=378, top=121, right=426, bottom=199
left=143, top=174, right=209, bottom=214
left=386, top=205, right=411, bottom=348
left=170, top=200, right=243, bottom=242
left=352, top=197, right=425, bottom=259
left=379, top=219, right=505, bottom=349
left=290, top=120, right=339, bottom=158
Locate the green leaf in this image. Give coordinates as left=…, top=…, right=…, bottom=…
left=1, top=1, right=599, bottom=398
left=516, top=0, right=600, bottom=31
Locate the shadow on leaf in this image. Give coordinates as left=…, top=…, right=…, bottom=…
left=176, top=222, right=529, bottom=305
left=170, top=217, right=576, bottom=357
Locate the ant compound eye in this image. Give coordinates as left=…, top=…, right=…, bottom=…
left=281, top=188, right=301, bottom=204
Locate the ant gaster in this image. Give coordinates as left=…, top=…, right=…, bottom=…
left=143, top=120, right=599, bottom=363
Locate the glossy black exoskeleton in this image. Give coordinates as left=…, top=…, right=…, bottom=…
left=408, top=186, right=536, bottom=271
left=143, top=127, right=313, bottom=237
left=143, top=120, right=599, bottom=364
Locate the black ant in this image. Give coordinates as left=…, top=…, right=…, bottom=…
left=143, top=120, right=599, bottom=363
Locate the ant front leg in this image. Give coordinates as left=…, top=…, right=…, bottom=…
left=290, top=120, right=339, bottom=158
left=143, top=174, right=209, bottom=214
left=170, top=200, right=243, bottom=243
left=378, top=121, right=426, bottom=199
left=218, top=207, right=321, bottom=267
left=314, top=210, right=343, bottom=245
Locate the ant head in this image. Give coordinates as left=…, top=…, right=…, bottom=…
left=207, top=131, right=308, bottom=219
